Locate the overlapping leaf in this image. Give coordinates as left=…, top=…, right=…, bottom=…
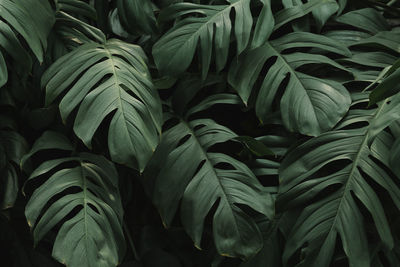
left=152, top=0, right=275, bottom=78
left=24, top=131, right=125, bottom=267
left=47, top=0, right=106, bottom=61
left=117, top=0, right=157, bottom=35
left=281, top=0, right=339, bottom=31
left=42, top=39, right=162, bottom=171
left=277, top=92, right=400, bottom=267
left=369, top=59, right=400, bottom=105
left=0, top=0, right=55, bottom=86
left=144, top=93, right=273, bottom=259
left=229, top=31, right=352, bottom=136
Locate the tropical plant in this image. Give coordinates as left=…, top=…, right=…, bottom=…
left=2, top=0, right=400, bottom=266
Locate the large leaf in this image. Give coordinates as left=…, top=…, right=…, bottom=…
left=0, top=0, right=55, bottom=86
left=42, top=39, right=162, bottom=171
left=335, top=8, right=390, bottom=34
left=273, top=0, right=338, bottom=30
left=277, top=93, right=400, bottom=267
left=0, top=0, right=54, bottom=62
left=144, top=116, right=273, bottom=259
left=152, top=0, right=273, bottom=78
left=351, top=31, right=400, bottom=53
left=281, top=0, right=338, bottom=31
left=46, top=0, right=106, bottom=61
left=229, top=31, right=351, bottom=136
left=24, top=132, right=125, bottom=267
left=370, top=61, right=400, bottom=105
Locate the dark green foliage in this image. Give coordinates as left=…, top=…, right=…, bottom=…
left=1, top=0, right=400, bottom=267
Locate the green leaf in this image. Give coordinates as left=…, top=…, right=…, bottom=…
left=57, top=0, right=97, bottom=20
left=25, top=153, right=125, bottom=267
left=235, top=136, right=274, bottom=157
left=42, top=39, right=162, bottom=172
left=335, top=8, right=390, bottom=34
left=370, top=64, right=400, bottom=106
left=20, top=131, right=73, bottom=170
left=323, top=29, right=372, bottom=46
left=144, top=118, right=273, bottom=259
left=0, top=0, right=55, bottom=62
left=117, top=0, right=157, bottom=35
left=0, top=52, right=7, bottom=87
left=339, top=52, right=397, bottom=68
left=251, top=0, right=274, bottom=48
left=274, top=0, right=337, bottom=31
left=310, top=0, right=338, bottom=31
left=277, top=95, right=400, bottom=267
left=47, top=1, right=106, bottom=61
left=153, top=0, right=270, bottom=78
left=351, top=31, right=400, bottom=53
left=240, top=217, right=281, bottom=267
left=229, top=32, right=351, bottom=136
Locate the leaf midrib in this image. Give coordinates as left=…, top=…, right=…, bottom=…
left=80, top=161, right=89, bottom=255
left=323, top=99, right=388, bottom=245
left=266, top=41, right=320, bottom=125
left=104, top=45, right=154, bottom=152
left=181, top=120, right=243, bottom=248
left=167, top=0, right=246, bottom=58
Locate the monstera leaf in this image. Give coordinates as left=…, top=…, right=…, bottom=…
left=144, top=93, right=274, bottom=259
left=0, top=0, right=55, bottom=86
left=24, top=131, right=125, bottom=267
left=152, top=0, right=273, bottom=78
left=369, top=59, right=400, bottom=105
left=281, top=0, right=339, bottom=31
left=47, top=0, right=106, bottom=61
left=229, top=30, right=352, bottom=136
left=276, top=92, right=400, bottom=267
left=42, top=39, right=162, bottom=171
left=334, top=8, right=390, bottom=34
left=153, top=0, right=337, bottom=79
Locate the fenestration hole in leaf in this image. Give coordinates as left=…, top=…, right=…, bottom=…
left=214, top=161, right=235, bottom=170
left=339, top=121, right=369, bottom=130
left=350, top=100, right=370, bottom=110
left=368, top=155, right=399, bottom=181
left=176, top=134, right=192, bottom=149
left=368, top=154, right=400, bottom=189
left=36, top=204, right=83, bottom=248
left=87, top=203, right=100, bottom=214
left=349, top=188, right=376, bottom=233
left=251, top=56, right=278, bottom=102
left=313, top=159, right=352, bottom=178
left=358, top=162, right=398, bottom=223
left=201, top=197, right=221, bottom=246
left=193, top=123, right=206, bottom=131
left=304, top=183, right=343, bottom=211
left=273, top=74, right=290, bottom=112
left=194, top=159, right=206, bottom=176
left=23, top=160, right=78, bottom=196
left=34, top=186, right=82, bottom=231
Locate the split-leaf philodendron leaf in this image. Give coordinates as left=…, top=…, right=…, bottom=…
left=1, top=0, right=400, bottom=266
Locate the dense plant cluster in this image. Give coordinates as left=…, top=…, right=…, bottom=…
left=1, top=0, right=400, bottom=266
